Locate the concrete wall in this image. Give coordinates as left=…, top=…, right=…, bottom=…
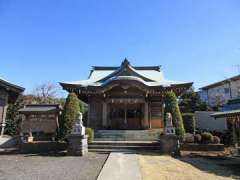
left=195, top=111, right=227, bottom=132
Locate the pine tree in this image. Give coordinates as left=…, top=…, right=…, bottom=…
left=58, top=92, right=80, bottom=139
left=164, top=91, right=185, bottom=139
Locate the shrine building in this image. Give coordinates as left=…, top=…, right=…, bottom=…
left=60, top=59, right=192, bottom=130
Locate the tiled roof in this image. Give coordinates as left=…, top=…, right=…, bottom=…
left=0, top=77, right=25, bottom=92
left=19, top=104, right=62, bottom=114
left=60, top=59, right=192, bottom=88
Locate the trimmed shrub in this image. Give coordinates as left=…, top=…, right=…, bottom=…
left=182, top=113, right=196, bottom=133
left=183, top=133, right=194, bottom=143
left=58, top=92, right=80, bottom=139
left=213, top=136, right=221, bottom=144
left=86, top=128, right=94, bottom=143
left=194, top=134, right=202, bottom=143
left=164, top=91, right=185, bottom=139
left=201, top=132, right=214, bottom=144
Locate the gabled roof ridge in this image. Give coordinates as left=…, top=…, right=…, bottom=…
left=96, top=59, right=156, bottom=83
left=92, top=66, right=161, bottom=71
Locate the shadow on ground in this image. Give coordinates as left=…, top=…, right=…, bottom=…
left=178, top=155, right=240, bottom=179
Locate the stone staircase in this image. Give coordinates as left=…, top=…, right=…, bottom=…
left=94, top=129, right=163, bottom=141
left=88, top=141, right=161, bottom=152
left=89, top=129, right=163, bottom=152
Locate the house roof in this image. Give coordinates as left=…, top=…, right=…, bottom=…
left=60, top=59, right=192, bottom=89
left=19, top=104, right=62, bottom=114
left=211, top=109, right=240, bottom=118
left=200, top=74, right=240, bottom=90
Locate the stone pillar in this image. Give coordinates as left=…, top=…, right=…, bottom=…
left=102, top=102, right=107, bottom=128
left=27, top=115, right=34, bottom=142
left=144, top=102, right=149, bottom=129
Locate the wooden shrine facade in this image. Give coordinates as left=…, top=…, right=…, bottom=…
left=60, top=59, right=192, bottom=130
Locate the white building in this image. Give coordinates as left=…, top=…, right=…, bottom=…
left=199, top=75, right=240, bottom=108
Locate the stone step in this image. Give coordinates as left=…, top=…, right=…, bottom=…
left=94, top=129, right=163, bottom=141
left=90, top=141, right=160, bottom=146
left=89, top=141, right=161, bottom=152
left=89, top=148, right=161, bottom=153
left=89, top=145, right=161, bottom=150
left=94, top=137, right=160, bottom=141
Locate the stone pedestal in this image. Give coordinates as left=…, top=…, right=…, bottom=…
left=67, top=135, right=88, bottom=156
left=67, top=112, right=88, bottom=156
left=159, top=135, right=180, bottom=156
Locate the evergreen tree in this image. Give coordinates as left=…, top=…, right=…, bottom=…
left=5, top=96, right=25, bottom=136
left=179, top=90, right=212, bottom=113
left=58, top=92, right=80, bottom=139
left=164, top=91, right=185, bottom=139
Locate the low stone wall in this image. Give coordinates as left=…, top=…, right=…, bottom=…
left=20, top=141, right=67, bottom=154
left=181, top=143, right=224, bottom=151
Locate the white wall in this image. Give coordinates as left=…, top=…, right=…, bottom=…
left=195, top=111, right=227, bottom=132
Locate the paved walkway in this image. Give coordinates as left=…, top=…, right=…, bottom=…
left=98, top=152, right=237, bottom=180
left=97, top=152, right=142, bottom=180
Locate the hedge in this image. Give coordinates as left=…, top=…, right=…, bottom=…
left=86, top=128, right=94, bottom=143
left=182, top=113, right=196, bottom=134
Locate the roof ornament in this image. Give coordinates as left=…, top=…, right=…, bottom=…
left=122, top=58, right=130, bottom=67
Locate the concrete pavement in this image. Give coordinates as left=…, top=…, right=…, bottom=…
left=97, top=152, right=142, bottom=180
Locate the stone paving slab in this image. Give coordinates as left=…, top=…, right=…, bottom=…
left=97, top=152, right=142, bottom=180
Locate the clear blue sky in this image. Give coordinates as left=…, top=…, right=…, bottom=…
left=1, top=0, right=240, bottom=96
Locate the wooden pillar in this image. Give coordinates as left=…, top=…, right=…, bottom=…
left=124, top=103, right=127, bottom=125
left=144, top=102, right=149, bottom=129
left=102, top=101, right=107, bottom=127
left=87, top=104, right=90, bottom=127
left=1, top=93, right=8, bottom=136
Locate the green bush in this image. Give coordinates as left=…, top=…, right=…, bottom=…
left=194, top=134, right=202, bottom=143
left=183, top=133, right=194, bottom=143
left=164, top=91, right=185, bottom=139
left=182, top=113, right=196, bottom=133
left=201, top=132, right=213, bottom=144
left=213, top=136, right=221, bottom=144
left=86, top=128, right=94, bottom=143
left=58, top=92, right=80, bottom=140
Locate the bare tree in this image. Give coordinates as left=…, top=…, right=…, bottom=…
left=33, top=82, right=62, bottom=104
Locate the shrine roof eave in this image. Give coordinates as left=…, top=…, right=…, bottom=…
left=211, top=109, right=240, bottom=119
left=60, top=81, right=193, bottom=92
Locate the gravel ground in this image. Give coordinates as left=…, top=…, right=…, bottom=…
left=0, top=152, right=109, bottom=180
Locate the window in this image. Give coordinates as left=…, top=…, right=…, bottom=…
left=224, top=88, right=230, bottom=94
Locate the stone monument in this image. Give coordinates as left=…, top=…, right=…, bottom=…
left=164, top=113, right=176, bottom=135
left=159, top=112, right=180, bottom=156
left=67, top=112, right=88, bottom=156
